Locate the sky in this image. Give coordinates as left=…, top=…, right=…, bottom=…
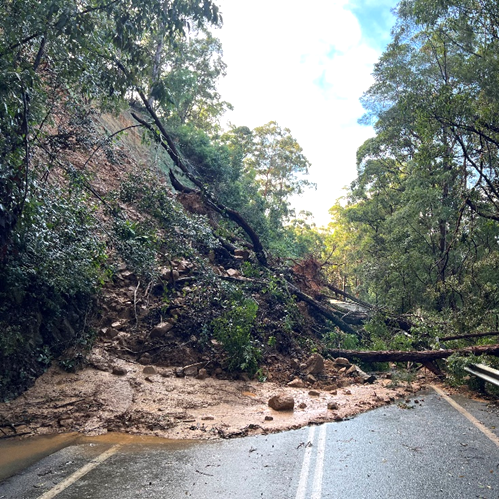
left=214, top=0, right=399, bottom=227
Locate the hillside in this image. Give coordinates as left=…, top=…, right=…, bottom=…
left=0, top=103, right=428, bottom=439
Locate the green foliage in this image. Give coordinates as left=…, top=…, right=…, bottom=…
left=0, top=180, right=103, bottom=400
left=118, top=170, right=220, bottom=259
left=211, top=291, right=261, bottom=375
left=241, top=261, right=261, bottom=278
left=325, top=0, right=499, bottom=337
left=244, top=121, right=315, bottom=226
left=0, top=0, right=221, bottom=248
left=445, top=354, right=485, bottom=389
left=149, top=29, right=232, bottom=131
left=112, top=217, right=158, bottom=279
left=324, top=331, right=360, bottom=350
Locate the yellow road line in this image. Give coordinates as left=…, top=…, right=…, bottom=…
left=37, top=444, right=122, bottom=499
left=431, top=384, right=499, bottom=448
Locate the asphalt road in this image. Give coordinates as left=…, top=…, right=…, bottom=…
left=1, top=386, right=499, bottom=499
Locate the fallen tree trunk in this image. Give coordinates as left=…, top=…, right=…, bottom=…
left=323, top=283, right=372, bottom=310
left=285, top=283, right=360, bottom=336
left=131, top=110, right=267, bottom=266
left=440, top=331, right=499, bottom=342
left=327, top=344, right=499, bottom=362
left=167, top=169, right=268, bottom=266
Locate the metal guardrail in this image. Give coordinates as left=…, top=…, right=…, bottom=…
left=464, top=363, right=499, bottom=387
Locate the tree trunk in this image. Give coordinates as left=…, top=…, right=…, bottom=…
left=440, top=331, right=499, bottom=342
left=327, top=344, right=499, bottom=362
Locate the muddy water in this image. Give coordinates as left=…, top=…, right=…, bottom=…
left=0, top=432, right=196, bottom=482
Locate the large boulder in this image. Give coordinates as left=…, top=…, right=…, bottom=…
left=304, top=353, right=325, bottom=375
left=268, top=394, right=295, bottom=411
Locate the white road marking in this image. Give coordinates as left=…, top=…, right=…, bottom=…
left=295, top=425, right=316, bottom=499
left=36, top=444, right=122, bottom=499
left=431, top=384, right=499, bottom=448
left=311, top=424, right=327, bottom=499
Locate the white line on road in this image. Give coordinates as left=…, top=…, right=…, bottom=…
left=295, top=425, right=316, bottom=499
left=311, top=424, right=327, bottom=499
left=431, top=384, right=499, bottom=448
left=36, top=444, right=122, bottom=499
left=295, top=423, right=328, bottom=499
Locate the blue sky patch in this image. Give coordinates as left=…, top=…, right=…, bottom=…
left=346, top=0, right=398, bottom=51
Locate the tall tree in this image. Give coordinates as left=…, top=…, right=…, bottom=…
left=0, top=0, right=221, bottom=250
left=333, top=0, right=499, bottom=323
left=244, top=121, right=314, bottom=226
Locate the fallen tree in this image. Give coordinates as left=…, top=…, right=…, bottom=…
left=327, top=344, right=499, bottom=362
left=440, top=331, right=499, bottom=342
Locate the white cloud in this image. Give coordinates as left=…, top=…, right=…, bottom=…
left=214, top=0, right=394, bottom=226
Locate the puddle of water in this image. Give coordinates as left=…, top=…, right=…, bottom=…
left=0, top=433, right=80, bottom=482
left=0, top=432, right=197, bottom=482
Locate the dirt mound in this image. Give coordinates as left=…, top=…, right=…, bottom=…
left=0, top=343, right=433, bottom=440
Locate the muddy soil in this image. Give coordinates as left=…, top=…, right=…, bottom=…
left=0, top=347, right=432, bottom=441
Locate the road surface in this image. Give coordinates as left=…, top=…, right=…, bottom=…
left=1, top=386, right=498, bottom=498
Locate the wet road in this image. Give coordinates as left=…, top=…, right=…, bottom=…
left=1, top=386, right=499, bottom=498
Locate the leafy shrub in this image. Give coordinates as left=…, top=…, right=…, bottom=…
left=0, top=180, right=105, bottom=400
left=211, top=290, right=260, bottom=375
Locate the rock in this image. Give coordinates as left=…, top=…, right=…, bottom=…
left=304, top=353, right=325, bottom=375
left=287, top=378, right=305, bottom=388
left=305, top=374, right=317, bottom=384
left=268, top=394, right=295, bottom=411
left=101, top=327, right=119, bottom=339
left=290, top=358, right=300, bottom=369
left=327, top=401, right=340, bottom=410
left=175, top=367, right=185, bottom=377
left=184, top=363, right=203, bottom=377
left=337, top=379, right=350, bottom=388
left=111, top=320, right=126, bottom=330
left=356, top=367, right=377, bottom=384
left=298, top=402, right=307, bottom=409
left=234, top=249, right=250, bottom=259
left=331, top=413, right=343, bottom=422
left=344, top=389, right=352, bottom=395
left=196, top=369, right=209, bottom=380
left=308, top=390, right=320, bottom=397
left=201, top=415, right=215, bottom=421
left=150, top=322, right=174, bottom=339
left=323, top=359, right=336, bottom=370
left=264, top=416, right=274, bottom=421
left=87, top=354, right=109, bottom=372
left=346, top=365, right=358, bottom=375
left=143, top=366, right=157, bottom=375
left=334, top=357, right=351, bottom=367
left=160, top=268, right=180, bottom=282
left=139, top=353, right=152, bottom=365
left=226, top=268, right=240, bottom=277
left=112, top=366, right=128, bottom=376
left=323, top=384, right=338, bottom=392
left=184, top=366, right=198, bottom=377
